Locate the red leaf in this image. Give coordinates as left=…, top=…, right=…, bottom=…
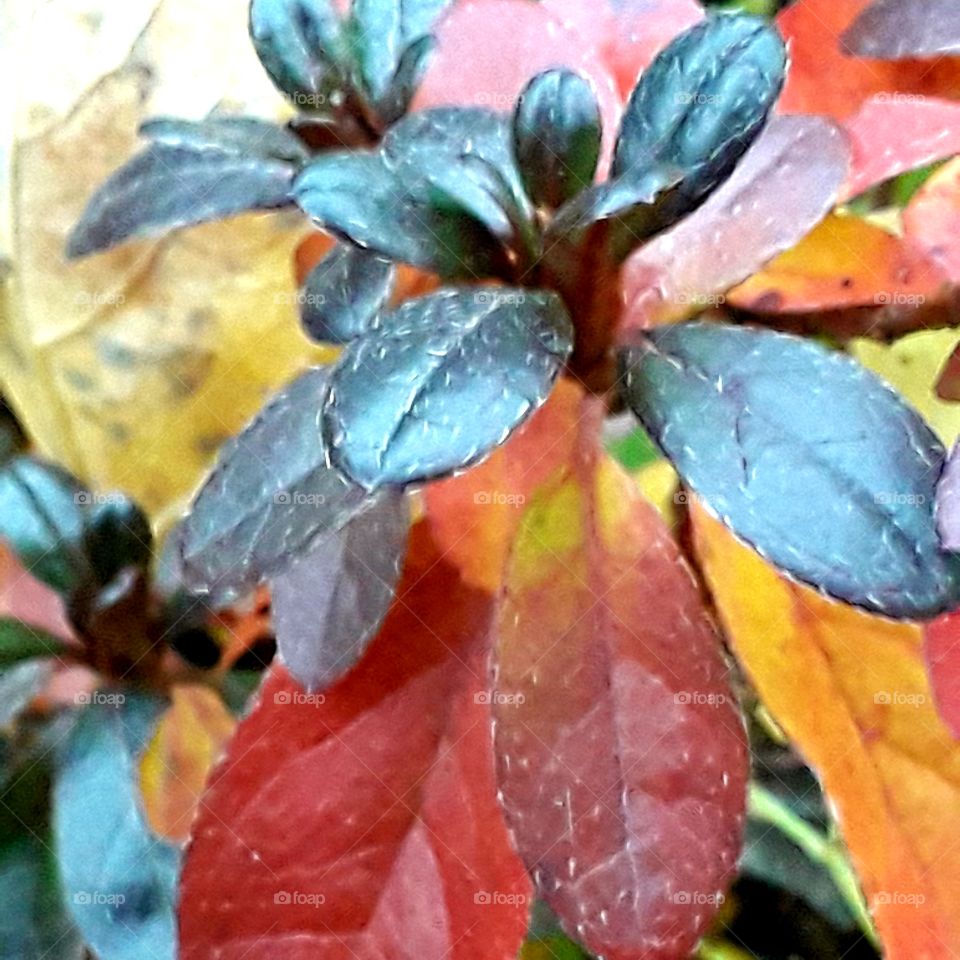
left=904, top=157, right=960, bottom=284
left=179, top=522, right=531, bottom=960
left=925, top=613, right=960, bottom=740
left=492, top=413, right=747, bottom=960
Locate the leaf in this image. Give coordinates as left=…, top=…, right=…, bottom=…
left=66, top=142, right=299, bottom=257
left=270, top=488, right=410, bottom=691
left=513, top=69, right=602, bottom=210
left=925, top=612, right=960, bottom=739
left=903, top=157, right=960, bottom=283
left=300, top=244, right=395, bottom=343
left=294, top=108, right=525, bottom=278
left=323, top=286, right=573, bottom=488
left=180, top=367, right=367, bottom=599
left=621, top=116, right=849, bottom=329
left=54, top=693, right=179, bottom=960
left=82, top=495, right=153, bottom=587
left=0, top=457, right=87, bottom=595
left=936, top=441, right=960, bottom=550
left=613, top=14, right=786, bottom=202
left=139, top=115, right=310, bottom=163
left=179, top=521, right=531, bottom=960
left=620, top=322, right=960, bottom=619
left=0, top=619, right=71, bottom=669
left=493, top=437, right=747, bottom=960
left=249, top=0, right=346, bottom=105
left=841, top=0, right=960, bottom=60
left=693, top=507, right=960, bottom=958
left=139, top=685, right=236, bottom=843
left=728, top=213, right=948, bottom=313
left=3, top=8, right=335, bottom=524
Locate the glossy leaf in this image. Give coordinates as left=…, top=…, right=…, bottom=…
left=841, top=0, right=960, bottom=60
left=513, top=69, right=601, bottom=209
left=139, top=115, right=310, bottom=163
left=82, top=496, right=153, bottom=587
left=66, top=144, right=298, bottom=258
left=0, top=619, right=71, bottom=668
left=300, top=244, right=395, bottom=343
left=494, top=438, right=747, bottom=960
left=249, top=0, right=346, bottom=104
left=54, top=694, right=179, bottom=960
left=621, top=322, right=960, bottom=618
left=693, top=508, right=960, bottom=958
left=180, top=367, right=367, bottom=599
left=293, top=108, right=526, bottom=278
left=324, top=287, right=573, bottom=488
left=179, top=522, right=531, bottom=960
left=270, top=489, right=410, bottom=691
left=622, top=116, right=849, bottom=329
left=0, top=457, right=86, bottom=595
left=140, top=685, right=236, bottom=843
left=613, top=15, right=786, bottom=195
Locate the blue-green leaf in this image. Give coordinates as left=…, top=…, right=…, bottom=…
left=0, top=620, right=71, bottom=669
left=300, top=244, right=395, bottom=343
left=53, top=694, right=178, bottom=960
left=139, top=115, right=310, bottom=163
left=513, top=69, right=601, bottom=210
left=323, top=286, right=573, bottom=488
left=66, top=143, right=298, bottom=257
left=180, top=367, right=367, bottom=599
left=620, top=322, right=960, bottom=619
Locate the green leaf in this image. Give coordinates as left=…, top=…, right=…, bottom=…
left=0, top=620, right=70, bottom=669
left=0, top=457, right=86, bottom=595
left=249, top=0, right=347, bottom=106
left=294, top=107, right=529, bottom=277
left=139, top=115, right=310, bottom=163
left=82, top=496, right=153, bottom=588
left=300, top=244, right=395, bottom=343
left=53, top=694, right=178, bottom=960
left=514, top=69, right=601, bottom=210
left=66, top=144, right=299, bottom=257
left=179, top=367, right=367, bottom=599
left=323, top=286, right=573, bottom=487
left=620, top=322, right=960, bottom=619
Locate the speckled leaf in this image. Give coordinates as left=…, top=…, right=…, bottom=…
left=0, top=457, right=86, bottom=595
left=249, top=0, right=346, bottom=104
left=300, top=244, right=395, bottom=343
left=139, top=115, right=310, bottom=163
left=67, top=141, right=299, bottom=257
left=323, top=286, right=573, bottom=488
left=841, top=0, right=960, bottom=60
left=54, top=694, right=179, bottom=960
left=513, top=69, right=601, bottom=210
left=180, top=367, right=367, bottom=599
left=271, top=489, right=410, bottom=691
left=621, top=322, right=960, bottom=619
left=613, top=14, right=786, bottom=200
left=493, top=434, right=747, bottom=960
left=936, top=442, right=960, bottom=551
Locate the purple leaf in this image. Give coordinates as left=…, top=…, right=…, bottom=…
left=937, top=442, right=960, bottom=552
left=842, top=0, right=960, bottom=61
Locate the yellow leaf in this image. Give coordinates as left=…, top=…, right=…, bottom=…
left=140, top=684, right=235, bottom=843
left=692, top=507, right=960, bottom=959
left=1, top=0, right=334, bottom=526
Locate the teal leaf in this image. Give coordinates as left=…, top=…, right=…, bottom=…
left=66, top=143, right=298, bottom=257
left=138, top=115, right=310, bottom=163
left=271, top=488, right=409, bottom=691
left=0, top=620, right=71, bottom=669
left=513, top=69, right=602, bottom=210
left=53, top=694, right=178, bottom=960
left=323, top=286, right=573, bottom=488
left=620, top=322, right=960, bottom=619
left=180, top=367, right=367, bottom=600
left=300, top=244, right=395, bottom=343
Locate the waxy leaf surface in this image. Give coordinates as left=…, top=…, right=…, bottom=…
left=179, top=522, right=531, bottom=960
left=621, top=322, right=960, bottom=618
left=324, top=287, right=573, bottom=488
left=271, top=489, right=410, bottom=691
left=494, top=442, right=747, bottom=960
left=180, top=367, right=366, bottom=598
left=694, top=509, right=960, bottom=959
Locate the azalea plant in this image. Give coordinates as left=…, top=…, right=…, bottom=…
left=3, top=0, right=960, bottom=958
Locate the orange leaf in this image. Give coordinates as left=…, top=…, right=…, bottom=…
left=693, top=507, right=960, bottom=959
left=140, top=684, right=236, bottom=842
left=728, top=214, right=947, bottom=313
